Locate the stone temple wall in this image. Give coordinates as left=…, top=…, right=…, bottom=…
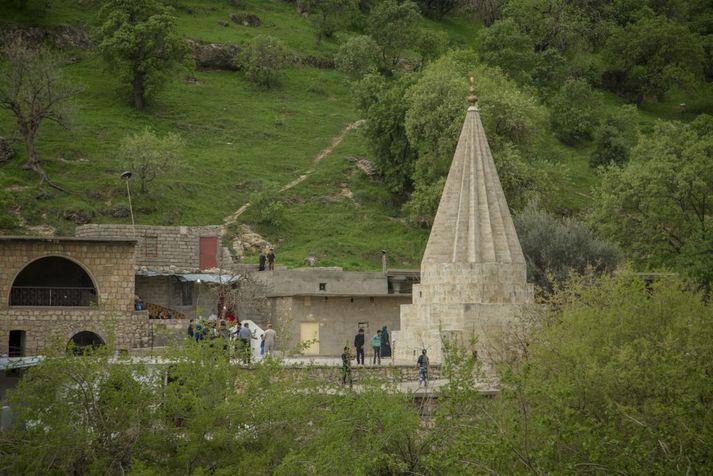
left=75, top=224, right=235, bottom=272
left=0, top=237, right=149, bottom=355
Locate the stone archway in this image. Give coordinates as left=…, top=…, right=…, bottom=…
left=10, top=256, right=98, bottom=307
left=67, top=331, right=105, bottom=354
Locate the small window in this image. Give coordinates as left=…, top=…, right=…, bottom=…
left=319, top=283, right=327, bottom=291
left=370, top=297, right=374, bottom=303
left=145, top=235, right=158, bottom=258
left=350, top=297, right=354, bottom=303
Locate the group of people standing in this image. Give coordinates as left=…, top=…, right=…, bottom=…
left=352, top=326, right=391, bottom=365
left=342, top=326, right=429, bottom=386
left=258, top=248, right=276, bottom=271
left=186, top=319, right=277, bottom=364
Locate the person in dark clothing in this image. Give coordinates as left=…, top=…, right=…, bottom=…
left=341, top=346, right=352, bottom=386
left=354, top=328, right=365, bottom=365
left=187, top=319, right=194, bottom=338
left=267, top=248, right=276, bottom=271
left=417, top=349, right=429, bottom=386
left=258, top=251, right=266, bottom=271
left=380, top=325, right=391, bottom=358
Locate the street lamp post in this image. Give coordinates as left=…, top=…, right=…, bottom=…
left=120, top=171, right=136, bottom=238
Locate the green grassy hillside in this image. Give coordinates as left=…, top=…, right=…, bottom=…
left=0, top=0, right=707, bottom=270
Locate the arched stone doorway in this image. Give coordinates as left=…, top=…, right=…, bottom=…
left=67, top=331, right=105, bottom=354
left=10, top=256, right=97, bottom=307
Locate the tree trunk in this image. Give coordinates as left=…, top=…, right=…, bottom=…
left=22, top=128, right=66, bottom=195
left=132, top=71, right=146, bottom=110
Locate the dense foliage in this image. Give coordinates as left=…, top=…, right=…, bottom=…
left=3, top=272, right=711, bottom=475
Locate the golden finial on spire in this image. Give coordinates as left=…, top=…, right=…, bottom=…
left=467, top=76, right=478, bottom=107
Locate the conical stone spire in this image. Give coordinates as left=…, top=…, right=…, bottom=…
left=422, top=85, right=525, bottom=269
left=394, top=80, right=533, bottom=366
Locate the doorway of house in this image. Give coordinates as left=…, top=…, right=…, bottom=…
left=299, top=322, right=320, bottom=355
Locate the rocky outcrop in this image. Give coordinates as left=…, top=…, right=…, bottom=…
left=230, top=13, right=262, bottom=27
left=0, top=137, right=14, bottom=163
left=187, top=39, right=240, bottom=71
left=0, top=25, right=91, bottom=49
left=346, top=156, right=381, bottom=181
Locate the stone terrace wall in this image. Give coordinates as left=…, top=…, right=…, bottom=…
left=0, top=308, right=149, bottom=355
left=75, top=224, right=235, bottom=272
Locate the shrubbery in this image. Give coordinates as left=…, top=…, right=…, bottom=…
left=239, top=35, right=289, bottom=89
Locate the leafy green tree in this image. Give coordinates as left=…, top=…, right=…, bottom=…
left=304, top=0, right=357, bottom=45
left=118, top=127, right=184, bottom=193
left=240, top=35, right=290, bottom=89
left=97, top=0, right=190, bottom=110
left=603, top=15, right=706, bottom=103
left=476, top=18, right=537, bottom=84
left=366, top=0, right=421, bottom=66
left=549, top=78, right=600, bottom=145
left=402, top=55, right=549, bottom=224
left=334, top=35, right=381, bottom=79
left=355, top=74, right=417, bottom=199
left=590, top=105, right=639, bottom=168
left=514, top=203, right=623, bottom=291
left=590, top=115, right=713, bottom=274
left=502, top=0, right=589, bottom=52
left=417, top=0, right=465, bottom=18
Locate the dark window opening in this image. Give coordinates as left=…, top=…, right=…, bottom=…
left=11, top=257, right=97, bottom=307
left=9, top=330, right=26, bottom=357
left=67, top=331, right=105, bottom=355
left=370, top=297, right=374, bottom=303
left=178, top=280, right=193, bottom=306
left=319, top=283, right=326, bottom=291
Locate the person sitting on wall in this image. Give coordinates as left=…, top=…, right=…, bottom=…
left=134, top=294, right=144, bottom=311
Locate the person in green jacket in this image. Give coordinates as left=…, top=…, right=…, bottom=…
left=371, top=329, right=382, bottom=365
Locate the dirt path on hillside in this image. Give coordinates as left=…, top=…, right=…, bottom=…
left=224, top=120, right=364, bottom=226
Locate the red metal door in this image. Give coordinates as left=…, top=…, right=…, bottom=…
left=199, top=236, right=218, bottom=270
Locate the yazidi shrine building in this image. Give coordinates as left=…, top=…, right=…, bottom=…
left=395, top=81, right=534, bottom=366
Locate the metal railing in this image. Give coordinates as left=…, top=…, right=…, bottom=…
left=10, top=286, right=97, bottom=307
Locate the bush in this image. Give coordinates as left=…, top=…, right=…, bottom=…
left=240, top=35, right=289, bottom=89
left=590, top=105, right=638, bottom=168
left=250, top=186, right=286, bottom=227
left=549, top=78, right=599, bottom=145
left=514, top=203, right=623, bottom=292
left=427, top=271, right=713, bottom=473
left=334, top=35, right=381, bottom=79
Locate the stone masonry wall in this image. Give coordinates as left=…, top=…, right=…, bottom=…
left=75, top=224, right=235, bottom=272
left=0, top=239, right=135, bottom=311
left=0, top=308, right=150, bottom=355
left=0, top=238, right=146, bottom=355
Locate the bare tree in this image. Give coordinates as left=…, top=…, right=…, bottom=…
left=0, top=39, right=77, bottom=196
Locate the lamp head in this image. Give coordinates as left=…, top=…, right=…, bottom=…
left=120, top=171, right=133, bottom=180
